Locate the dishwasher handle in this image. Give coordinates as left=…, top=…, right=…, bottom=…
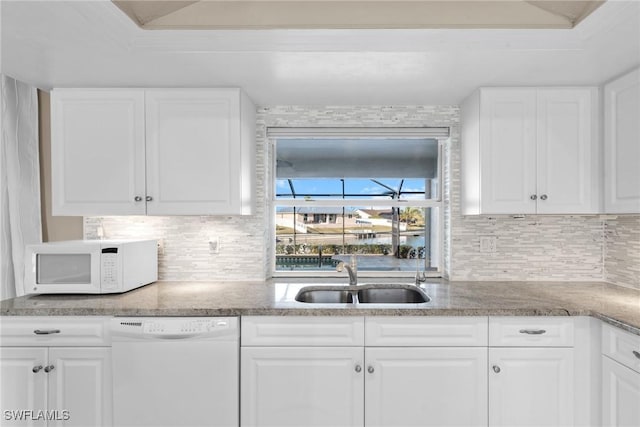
left=140, top=333, right=204, bottom=340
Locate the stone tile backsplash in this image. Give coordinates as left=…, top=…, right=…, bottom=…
left=605, top=216, right=640, bottom=290
left=84, top=105, right=638, bottom=287
left=84, top=215, right=268, bottom=281
left=450, top=215, right=604, bottom=281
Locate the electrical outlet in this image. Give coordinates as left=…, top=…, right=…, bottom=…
left=157, top=239, right=165, bottom=255
left=209, top=237, right=220, bottom=254
left=480, top=236, right=497, bottom=253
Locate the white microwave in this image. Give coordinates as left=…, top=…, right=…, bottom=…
left=24, top=240, right=157, bottom=295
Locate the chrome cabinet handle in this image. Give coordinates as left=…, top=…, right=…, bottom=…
left=146, top=196, right=153, bottom=202
left=540, top=194, right=548, bottom=200
left=355, top=365, right=362, bottom=373
left=492, top=365, right=501, bottom=373
left=44, top=365, right=55, bottom=373
left=32, top=365, right=43, bottom=373
left=134, top=196, right=143, bottom=202
left=33, top=329, right=61, bottom=335
left=530, top=195, right=537, bottom=200
left=367, top=366, right=375, bottom=374
left=519, top=329, right=546, bottom=335
left=633, top=350, right=640, bottom=360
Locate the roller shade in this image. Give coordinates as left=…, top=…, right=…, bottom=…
left=268, top=127, right=450, bottom=139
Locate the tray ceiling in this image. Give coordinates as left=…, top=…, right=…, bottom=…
left=113, top=0, right=605, bottom=30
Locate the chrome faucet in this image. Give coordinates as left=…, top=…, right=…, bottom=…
left=414, top=248, right=427, bottom=286
left=337, top=256, right=358, bottom=286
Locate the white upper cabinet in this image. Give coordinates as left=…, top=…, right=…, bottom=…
left=52, top=90, right=146, bottom=216
left=477, top=89, right=537, bottom=214
left=604, top=68, right=640, bottom=213
left=52, top=88, right=255, bottom=216
left=462, top=87, right=598, bottom=215
left=145, top=90, right=254, bottom=215
left=536, top=89, right=598, bottom=214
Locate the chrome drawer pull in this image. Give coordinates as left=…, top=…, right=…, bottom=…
left=519, top=329, right=546, bottom=335
left=44, top=365, right=55, bottom=373
left=32, top=365, right=43, bottom=373
left=34, top=329, right=61, bottom=335
left=633, top=350, right=640, bottom=360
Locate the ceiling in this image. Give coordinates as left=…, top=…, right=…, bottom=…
left=113, top=0, right=604, bottom=30
left=1, top=1, right=639, bottom=105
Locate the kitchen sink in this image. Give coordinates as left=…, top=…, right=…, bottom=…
left=294, top=288, right=354, bottom=303
left=294, top=284, right=430, bottom=304
left=357, top=286, right=430, bottom=303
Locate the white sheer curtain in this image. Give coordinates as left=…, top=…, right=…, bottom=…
left=0, top=75, right=42, bottom=300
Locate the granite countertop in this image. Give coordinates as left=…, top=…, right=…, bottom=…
left=1, top=280, right=639, bottom=336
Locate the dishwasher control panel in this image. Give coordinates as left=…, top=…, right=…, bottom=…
left=111, top=317, right=237, bottom=339
left=143, top=319, right=229, bottom=334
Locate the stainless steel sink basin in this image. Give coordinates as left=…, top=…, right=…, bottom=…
left=358, top=286, right=430, bottom=303
left=294, top=288, right=354, bottom=303
left=294, top=284, right=430, bottom=304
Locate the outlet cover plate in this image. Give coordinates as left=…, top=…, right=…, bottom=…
left=209, top=237, right=220, bottom=254
left=480, top=236, right=497, bottom=253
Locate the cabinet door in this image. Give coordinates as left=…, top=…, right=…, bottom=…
left=241, top=346, right=364, bottom=427
left=365, top=347, right=487, bottom=427
left=145, top=89, right=242, bottom=215
left=602, top=356, right=640, bottom=427
left=537, top=89, right=597, bottom=214
left=48, top=347, right=112, bottom=427
left=604, top=69, right=640, bottom=213
left=0, top=347, right=47, bottom=427
left=51, top=90, right=146, bottom=215
left=480, top=89, right=537, bottom=214
left=489, top=347, right=573, bottom=427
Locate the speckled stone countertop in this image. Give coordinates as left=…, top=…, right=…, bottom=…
left=1, top=280, right=639, bottom=335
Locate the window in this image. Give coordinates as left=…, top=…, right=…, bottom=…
left=272, top=129, right=446, bottom=276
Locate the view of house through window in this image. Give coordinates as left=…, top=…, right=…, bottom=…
left=274, top=135, right=443, bottom=274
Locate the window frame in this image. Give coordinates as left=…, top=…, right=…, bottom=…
left=269, top=128, right=448, bottom=278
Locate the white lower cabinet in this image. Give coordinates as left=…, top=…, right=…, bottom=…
left=0, top=317, right=112, bottom=427
left=1, top=347, right=48, bottom=427
left=241, top=345, right=487, bottom=427
left=488, top=317, right=575, bottom=427
left=241, top=316, right=488, bottom=427
left=488, top=347, right=574, bottom=427
left=0, top=347, right=111, bottom=427
left=365, top=347, right=487, bottom=427
left=602, top=357, right=640, bottom=427
left=241, top=346, right=364, bottom=427
left=47, top=348, right=111, bottom=427
left=602, top=323, right=640, bottom=426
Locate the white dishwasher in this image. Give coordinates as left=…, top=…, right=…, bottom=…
left=111, top=317, right=239, bottom=427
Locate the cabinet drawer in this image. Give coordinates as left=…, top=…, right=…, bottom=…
left=0, top=317, right=111, bottom=346
left=241, top=316, right=364, bottom=346
left=602, top=323, right=640, bottom=373
left=489, top=317, right=574, bottom=347
left=365, top=317, right=488, bottom=347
